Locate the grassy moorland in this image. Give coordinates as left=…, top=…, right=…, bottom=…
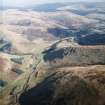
left=0, top=2, right=105, bottom=105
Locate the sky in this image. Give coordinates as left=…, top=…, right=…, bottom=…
left=0, top=0, right=105, bottom=7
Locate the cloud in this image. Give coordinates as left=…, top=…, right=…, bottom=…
left=0, top=0, right=105, bottom=7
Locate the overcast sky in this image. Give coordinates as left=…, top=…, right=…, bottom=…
left=0, top=0, right=105, bottom=7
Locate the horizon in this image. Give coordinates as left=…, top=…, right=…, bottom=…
left=0, top=0, right=105, bottom=8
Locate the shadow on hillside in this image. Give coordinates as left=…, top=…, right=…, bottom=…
left=43, top=48, right=65, bottom=62
left=19, top=72, right=60, bottom=105
left=19, top=71, right=101, bottom=105
left=47, top=27, right=72, bottom=38
left=77, top=34, right=105, bottom=45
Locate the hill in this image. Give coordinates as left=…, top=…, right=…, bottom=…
left=0, top=2, right=105, bottom=105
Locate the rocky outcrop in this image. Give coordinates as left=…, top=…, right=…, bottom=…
left=0, top=35, right=12, bottom=53
left=43, top=45, right=105, bottom=67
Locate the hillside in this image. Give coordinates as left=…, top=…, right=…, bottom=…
left=0, top=2, right=105, bottom=105
left=1, top=39, right=105, bottom=105
left=43, top=39, right=105, bottom=67
left=19, top=65, right=105, bottom=105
